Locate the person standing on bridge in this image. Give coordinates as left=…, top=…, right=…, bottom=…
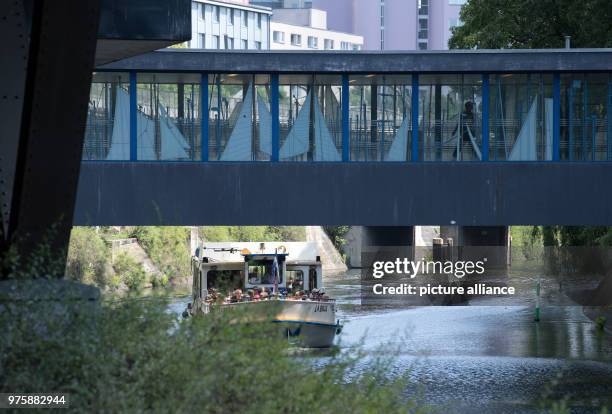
left=452, top=101, right=476, bottom=160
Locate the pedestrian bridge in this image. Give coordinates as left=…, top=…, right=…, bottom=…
left=75, top=49, right=612, bottom=226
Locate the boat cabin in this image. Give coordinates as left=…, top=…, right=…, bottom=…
left=192, top=250, right=323, bottom=303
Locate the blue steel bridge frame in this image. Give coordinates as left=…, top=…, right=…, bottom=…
left=93, top=48, right=612, bottom=164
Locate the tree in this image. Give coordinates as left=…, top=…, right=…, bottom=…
left=323, top=226, right=350, bottom=254
left=449, top=0, right=612, bottom=49
left=66, top=227, right=112, bottom=288
left=133, top=227, right=190, bottom=281
left=113, top=252, right=146, bottom=290
left=449, top=0, right=612, bottom=252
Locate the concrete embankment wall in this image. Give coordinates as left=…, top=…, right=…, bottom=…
left=305, top=226, right=348, bottom=273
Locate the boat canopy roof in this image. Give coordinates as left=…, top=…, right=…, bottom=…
left=243, top=253, right=289, bottom=258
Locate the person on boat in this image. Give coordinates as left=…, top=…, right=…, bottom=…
left=249, top=268, right=260, bottom=284
left=287, top=277, right=294, bottom=293
left=452, top=101, right=476, bottom=160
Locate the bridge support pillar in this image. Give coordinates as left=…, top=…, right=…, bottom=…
left=0, top=0, right=101, bottom=277
left=344, top=226, right=415, bottom=268
left=440, top=226, right=510, bottom=268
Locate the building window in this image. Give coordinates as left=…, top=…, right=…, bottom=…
left=273, top=31, right=285, bottom=44
left=324, top=39, right=334, bottom=50
left=213, top=6, right=220, bottom=23
left=199, top=33, right=205, bottom=48
left=200, top=4, right=205, bottom=20
left=340, top=41, right=350, bottom=50
left=307, top=36, right=318, bottom=49
left=290, top=34, right=302, bottom=46
left=242, top=39, right=248, bottom=49
left=449, top=0, right=467, bottom=4
left=352, top=44, right=361, bottom=51
left=257, top=14, right=262, bottom=29
left=418, top=0, right=429, bottom=15
left=225, top=35, right=234, bottom=49
left=255, top=41, right=262, bottom=50
left=229, top=9, right=235, bottom=25
left=418, top=42, right=427, bottom=50
left=212, top=35, right=220, bottom=49
left=242, top=10, right=248, bottom=27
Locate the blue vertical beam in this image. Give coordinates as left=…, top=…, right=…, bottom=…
left=553, top=73, right=561, bottom=161
left=411, top=74, right=419, bottom=161
left=271, top=73, right=280, bottom=162
left=583, top=77, right=588, bottom=160
left=568, top=80, right=575, bottom=161
left=592, top=115, right=596, bottom=161
left=201, top=73, right=209, bottom=161
left=608, top=78, right=612, bottom=161
left=129, top=71, right=137, bottom=161
left=216, top=76, right=221, bottom=160
left=482, top=74, right=489, bottom=161
left=342, top=74, right=350, bottom=162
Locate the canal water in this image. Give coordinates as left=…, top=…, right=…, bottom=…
left=164, top=269, right=612, bottom=414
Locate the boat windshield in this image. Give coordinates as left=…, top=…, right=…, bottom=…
left=247, top=259, right=283, bottom=285
left=207, top=270, right=243, bottom=291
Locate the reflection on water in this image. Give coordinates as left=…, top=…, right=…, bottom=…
left=159, top=269, right=612, bottom=413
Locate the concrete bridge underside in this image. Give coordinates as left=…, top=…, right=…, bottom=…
left=75, top=162, right=612, bottom=226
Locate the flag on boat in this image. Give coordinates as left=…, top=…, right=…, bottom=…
left=272, top=255, right=279, bottom=295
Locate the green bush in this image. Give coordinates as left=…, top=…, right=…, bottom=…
left=596, top=316, right=607, bottom=331
left=149, top=273, right=169, bottom=289
left=0, top=299, right=425, bottom=413
left=200, top=226, right=306, bottom=242
left=113, top=253, right=146, bottom=290
left=133, top=227, right=190, bottom=280
left=323, top=226, right=350, bottom=254
left=66, top=227, right=112, bottom=288
left=160, top=274, right=169, bottom=287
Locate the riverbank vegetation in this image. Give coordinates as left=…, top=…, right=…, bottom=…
left=0, top=298, right=425, bottom=413
left=323, top=226, right=350, bottom=257
left=199, top=226, right=305, bottom=243
left=65, top=226, right=307, bottom=292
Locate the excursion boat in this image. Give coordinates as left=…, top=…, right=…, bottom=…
left=187, top=243, right=342, bottom=348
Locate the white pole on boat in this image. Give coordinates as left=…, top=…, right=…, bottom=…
left=534, top=275, right=541, bottom=322
left=273, top=249, right=279, bottom=296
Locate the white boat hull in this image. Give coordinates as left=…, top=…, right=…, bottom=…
left=273, top=300, right=340, bottom=348
left=193, top=299, right=341, bottom=348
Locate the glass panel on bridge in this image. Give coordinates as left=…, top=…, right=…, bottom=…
left=84, top=72, right=130, bottom=160
left=349, top=75, right=413, bottom=161
left=279, top=74, right=343, bottom=162
left=489, top=74, right=554, bottom=161
left=561, top=73, right=610, bottom=161
left=136, top=73, right=201, bottom=161
left=419, top=74, right=483, bottom=161
left=209, top=74, right=271, bottom=161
